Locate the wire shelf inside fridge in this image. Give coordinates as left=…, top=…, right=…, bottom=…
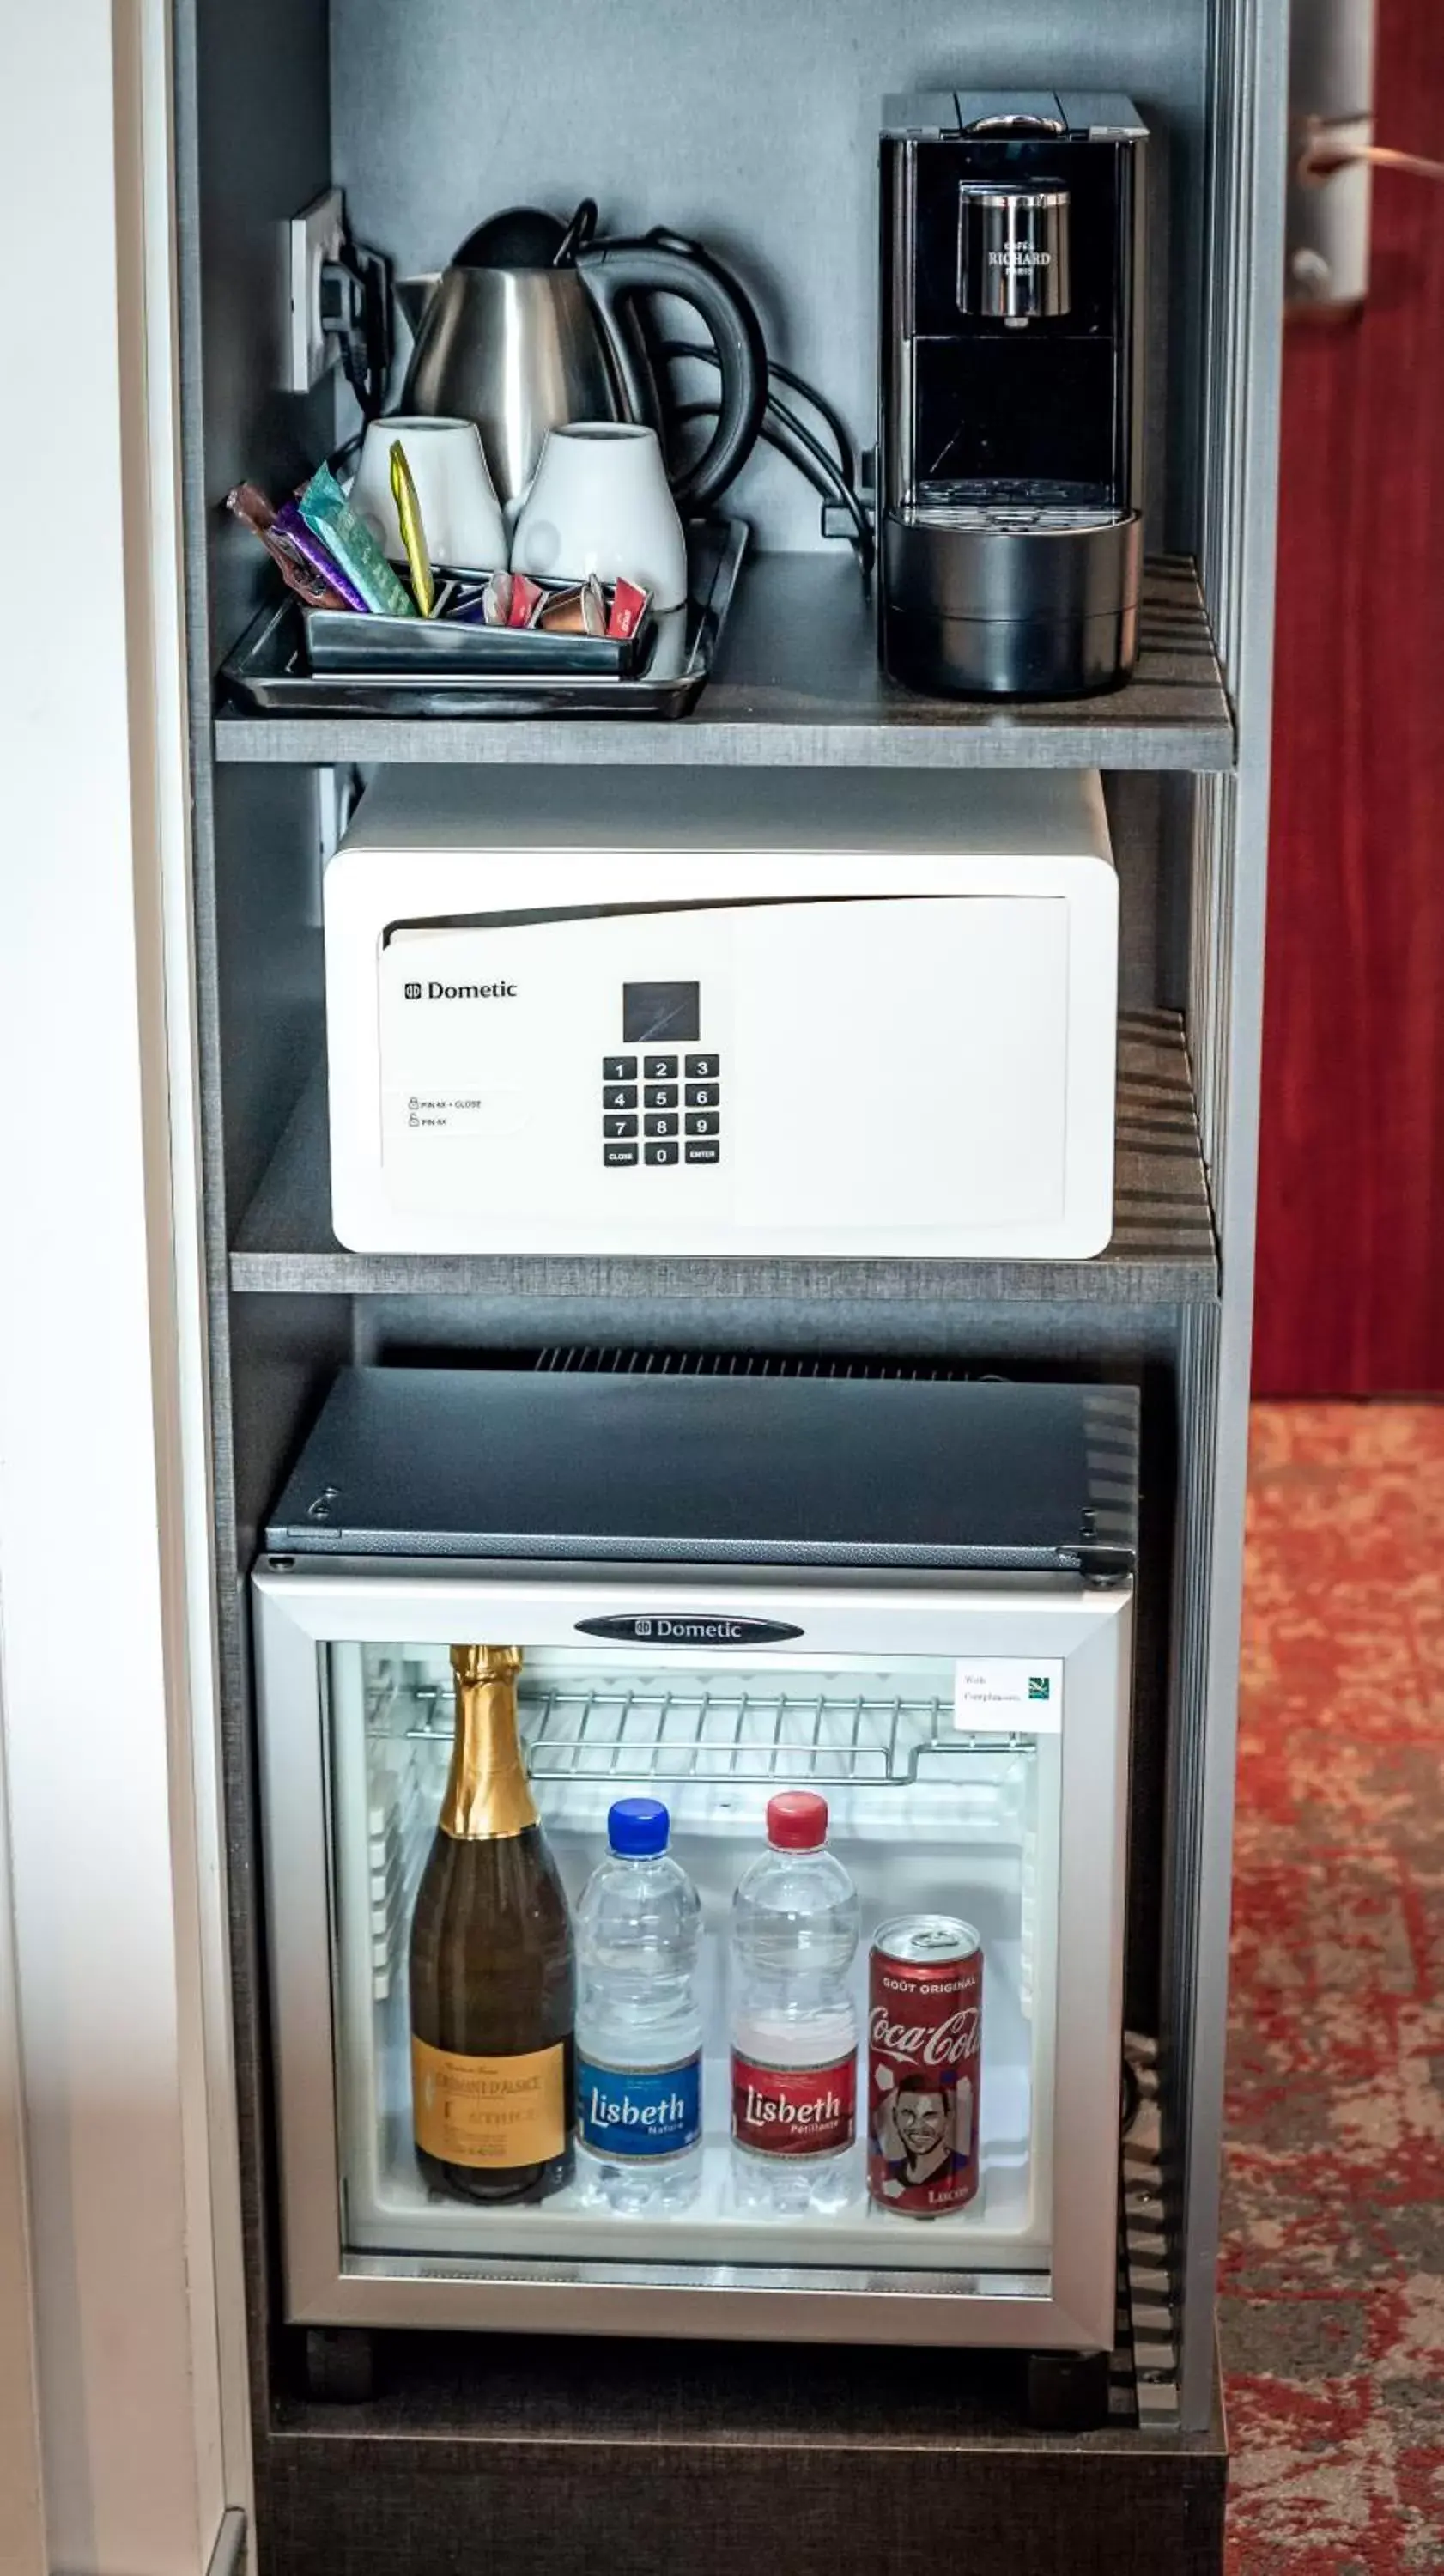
left=384, top=1668, right=1039, bottom=1787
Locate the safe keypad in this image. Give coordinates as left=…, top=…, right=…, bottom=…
left=604, top=1052, right=721, bottom=1166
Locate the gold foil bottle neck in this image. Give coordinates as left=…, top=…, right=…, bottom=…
left=440, top=1643, right=537, bottom=1840
left=451, top=1643, right=524, bottom=1690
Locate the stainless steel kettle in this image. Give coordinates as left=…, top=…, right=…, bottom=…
left=397, top=199, right=768, bottom=515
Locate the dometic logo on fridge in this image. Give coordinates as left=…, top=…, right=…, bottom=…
left=575, top=1614, right=805, bottom=1648
left=403, top=979, right=518, bottom=1001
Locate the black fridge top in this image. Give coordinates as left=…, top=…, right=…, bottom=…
left=264, top=1367, right=1139, bottom=1575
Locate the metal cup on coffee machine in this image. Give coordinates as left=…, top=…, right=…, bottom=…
left=957, top=184, right=1071, bottom=324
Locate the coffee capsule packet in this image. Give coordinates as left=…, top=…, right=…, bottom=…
left=389, top=440, right=435, bottom=617
left=537, top=575, right=608, bottom=636
left=607, top=577, right=651, bottom=641
left=507, top=573, right=545, bottom=629
left=297, top=462, right=416, bottom=617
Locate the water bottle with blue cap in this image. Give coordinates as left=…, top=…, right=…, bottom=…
left=574, top=1795, right=704, bottom=2211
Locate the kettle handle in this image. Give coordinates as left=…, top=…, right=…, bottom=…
left=577, top=233, right=768, bottom=512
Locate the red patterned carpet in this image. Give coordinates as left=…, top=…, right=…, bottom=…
left=1222, top=1405, right=1444, bottom=2572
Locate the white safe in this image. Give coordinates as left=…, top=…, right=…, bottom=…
left=323, top=768, right=1119, bottom=1258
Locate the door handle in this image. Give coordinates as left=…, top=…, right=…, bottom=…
left=1287, top=0, right=1444, bottom=313
left=1296, top=116, right=1444, bottom=188
left=1286, top=0, right=1377, bottom=309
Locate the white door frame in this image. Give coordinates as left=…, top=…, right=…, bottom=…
left=0, top=3, right=249, bottom=2568
left=0, top=1706, right=46, bottom=2576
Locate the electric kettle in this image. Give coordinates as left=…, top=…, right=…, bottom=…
left=397, top=199, right=768, bottom=516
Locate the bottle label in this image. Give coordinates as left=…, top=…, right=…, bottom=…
left=577, top=2050, right=702, bottom=2161
left=411, top=2035, right=566, bottom=2170
left=731, top=2049, right=857, bottom=2158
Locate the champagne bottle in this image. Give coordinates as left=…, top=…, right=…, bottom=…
left=409, top=1644, right=575, bottom=2203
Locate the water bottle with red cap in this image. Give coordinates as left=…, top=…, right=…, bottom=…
left=730, top=1789, right=861, bottom=2215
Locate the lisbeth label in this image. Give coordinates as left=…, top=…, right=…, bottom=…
left=731, top=2050, right=857, bottom=2158
left=577, top=2051, right=701, bottom=2162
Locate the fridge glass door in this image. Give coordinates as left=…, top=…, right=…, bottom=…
left=326, top=1640, right=1062, bottom=2276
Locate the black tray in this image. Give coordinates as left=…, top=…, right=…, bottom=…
left=304, top=597, right=655, bottom=680
left=218, top=519, right=747, bottom=720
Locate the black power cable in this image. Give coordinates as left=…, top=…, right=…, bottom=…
left=663, top=342, right=874, bottom=580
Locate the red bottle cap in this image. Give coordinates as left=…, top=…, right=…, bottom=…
left=766, top=1790, right=828, bottom=1850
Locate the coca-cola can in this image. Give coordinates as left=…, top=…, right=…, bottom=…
left=868, top=1916, right=982, bottom=2217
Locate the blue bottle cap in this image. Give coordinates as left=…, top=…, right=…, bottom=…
left=608, top=1796, right=670, bottom=1857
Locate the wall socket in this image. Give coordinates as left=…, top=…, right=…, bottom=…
left=287, top=187, right=346, bottom=393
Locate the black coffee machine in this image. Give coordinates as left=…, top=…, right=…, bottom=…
left=879, top=93, right=1147, bottom=700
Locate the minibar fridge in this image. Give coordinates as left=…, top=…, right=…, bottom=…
left=252, top=1362, right=1138, bottom=2356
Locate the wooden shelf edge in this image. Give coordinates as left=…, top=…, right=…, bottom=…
left=213, top=554, right=1235, bottom=774
left=228, top=1013, right=1219, bottom=1308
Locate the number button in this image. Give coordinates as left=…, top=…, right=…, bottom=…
left=643, top=1054, right=678, bottom=1080
left=644, top=1083, right=679, bottom=1110
left=685, top=1054, right=719, bottom=1079
left=684, top=1083, right=719, bottom=1109
left=684, top=1140, right=720, bottom=1166
left=644, top=1113, right=679, bottom=1139
left=603, top=1114, right=638, bottom=1140
left=603, top=1055, right=638, bottom=1083
left=603, top=1084, right=639, bottom=1112
left=684, top=1111, right=719, bottom=1138
left=644, top=1141, right=679, bottom=1168
left=604, top=1142, right=639, bottom=1168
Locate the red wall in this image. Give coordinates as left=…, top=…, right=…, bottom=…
left=1255, top=0, right=1444, bottom=1393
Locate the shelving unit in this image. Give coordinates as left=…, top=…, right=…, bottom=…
left=230, top=1012, right=1216, bottom=1304
left=171, top=0, right=1285, bottom=2566
left=215, top=553, right=1234, bottom=770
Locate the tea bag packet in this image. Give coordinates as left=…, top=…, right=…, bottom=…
left=270, top=499, right=371, bottom=612
left=226, top=483, right=357, bottom=611
left=297, top=462, right=416, bottom=617
left=389, top=441, right=436, bottom=618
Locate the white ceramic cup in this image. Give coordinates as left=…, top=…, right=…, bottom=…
left=509, top=422, right=688, bottom=611
left=349, top=416, right=507, bottom=571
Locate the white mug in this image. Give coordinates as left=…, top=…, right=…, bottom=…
left=349, top=416, right=507, bottom=571
left=510, top=422, right=688, bottom=612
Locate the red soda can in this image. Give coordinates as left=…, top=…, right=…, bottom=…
left=868, top=1916, right=982, bottom=2216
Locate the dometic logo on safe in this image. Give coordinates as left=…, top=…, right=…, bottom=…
left=403, top=979, right=518, bottom=1000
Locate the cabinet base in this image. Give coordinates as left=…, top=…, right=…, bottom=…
left=263, top=2330, right=1226, bottom=2576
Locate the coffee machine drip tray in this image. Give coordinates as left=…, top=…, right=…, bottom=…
left=881, top=501, right=1143, bottom=703
left=909, top=482, right=1128, bottom=538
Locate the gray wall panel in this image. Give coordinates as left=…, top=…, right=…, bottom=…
left=209, top=766, right=327, bottom=1227
left=331, top=0, right=1205, bottom=553
left=197, top=0, right=334, bottom=670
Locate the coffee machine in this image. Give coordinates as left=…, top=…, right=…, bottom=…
left=879, top=94, right=1147, bottom=700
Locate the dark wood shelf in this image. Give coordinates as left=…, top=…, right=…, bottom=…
left=213, top=553, right=1233, bottom=772
left=229, top=1011, right=1217, bottom=1304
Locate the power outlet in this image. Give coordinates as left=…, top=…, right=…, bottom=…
left=287, top=187, right=346, bottom=393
